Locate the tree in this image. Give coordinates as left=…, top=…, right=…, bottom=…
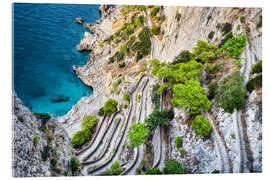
left=157, top=60, right=203, bottom=93
left=215, top=72, right=245, bottom=113
left=172, top=50, right=195, bottom=64
left=145, top=168, right=163, bottom=175
left=110, top=161, right=122, bottom=175
left=192, top=115, right=213, bottom=137
left=145, top=109, right=174, bottom=132
left=252, top=60, right=262, bottom=74
left=172, top=80, right=211, bottom=115
left=150, top=25, right=160, bottom=35
left=193, top=40, right=217, bottom=62
left=71, top=130, right=88, bottom=148
left=149, top=59, right=167, bottom=76
left=103, top=98, right=118, bottom=115
left=175, top=136, right=183, bottom=149
left=70, top=157, right=80, bottom=175
left=81, top=114, right=98, bottom=132
left=163, top=159, right=184, bottom=174
left=128, top=122, right=148, bottom=148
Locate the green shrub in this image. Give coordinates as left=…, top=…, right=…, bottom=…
left=34, top=135, right=39, bottom=146
left=138, top=5, right=146, bottom=12
left=175, top=13, right=182, bottom=21
left=217, top=34, right=247, bottom=58
left=71, top=130, right=88, bottom=148
left=33, top=112, right=51, bottom=125
left=103, top=98, right=118, bottom=115
left=212, top=169, right=220, bottom=174
left=216, top=72, right=246, bottom=113
left=70, top=157, right=80, bottom=174
left=257, top=15, right=262, bottom=29
left=98, top=107, right=105, bottom=116
left=192, top=115, right=213, bottom=137
left=246, top=75, right=262, bottom=93
left=230, top=133, right=235, bottom=139
left=98, top=41, right=103, bottom=47
left=220, top=22, right=232, bottom=35
left=120, top=44, right=128, bottom=55
left=219, top=32, right=233, bottom=48
left=115, top=51, right=125, bottom=61
left=136, top=167, right=141, bottom=174
left=237, top=24, right=241, bottom=31
left=50, top=158, right=58, bottom=169
left=138, top=27, right=151, bottom=57
left=163, top=159, right=184, bottom=174
left=193, top=40, right=217, bottom=62
left=81, top=115, right=98, bottom=133
left=172, top=80, right=211, bottom=115
left=150, top=7, right=159, bottom=17
left=123, top=92, right=130, bottom=102
left=246, top=26, right=251, bottom=33
left=145, top=168, right=163, bottom=175
left=172, top=50, right=195, bottom=64
left=175, top=136, right=183, bottom=149
left=41, top=145, right=50, bottom=161
left=252, top=60, right=262, bottom=74
left=118, top=62, right=126, bottom=68
left=208, top=31, right=215, bottom=39
left=145, top=109, right=174, bottom=132
left=110, top=161, right=122, bottom=175
left=207, top=83, right=218, bottom=100
left=151, top=84, right=161, bottom=109
left=150, top=25, right=160, bottom=35
left=149, top=59, right=166, bottom=76
left=128, top=122, right=148, bottom=148
left=240, top=16, right=245, bottom=23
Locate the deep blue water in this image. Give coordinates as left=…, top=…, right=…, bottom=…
left=13, top=3, right=100, bottom=116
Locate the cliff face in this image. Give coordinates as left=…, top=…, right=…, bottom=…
left=12, top=94, right=75, bottom=177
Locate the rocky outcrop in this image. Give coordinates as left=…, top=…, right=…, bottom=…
left=12, top=93, right=74, bottom=177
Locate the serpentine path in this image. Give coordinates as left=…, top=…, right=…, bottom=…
left=78, top=75, right=151, bottom=175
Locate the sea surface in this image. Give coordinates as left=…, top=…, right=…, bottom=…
left=13, top=3, right=100, bottom=116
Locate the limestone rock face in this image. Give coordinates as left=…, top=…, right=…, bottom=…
left=12, top=93, right=74, bottom=177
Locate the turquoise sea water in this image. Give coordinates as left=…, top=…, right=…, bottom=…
left=13, top=3, right=100, bottom=116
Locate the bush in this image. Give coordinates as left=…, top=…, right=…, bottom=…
left=145, top=109, right=174, bottom=132
left=123, top=92, right=130, bottom=102
left=33, top=112, right=51, bottom=125
left=34, top=135, right=39, bottom=146
left=217, top=34, right=247, bottom=58
left=219, top=32, right=233, bottom=48
left=192, top=115, right=213, bottom=137
left=151, top=84, right=161, bottom=109
left=216, top=72, right=246, bottom=113
left=240, top=16, right=245, bottom=23
left=207, top=83, right=218, bottom=100
left=118, top=62, right=126, bottom=68
left=150, top=7, right=159, bottom=17
left=128, top=122, right=148, bottom=148
left=175, top=13, right=181, bottom=21
left=50, top=158, right=58, bottom=169
left=252, top=60, right=262, bottom=74
left=163, top=159, right=184, bottom=174
left=70, top=157, right=80, bottom=174
left=172, top=80, right=211, bottom=115
left=71, top=130, right=88, bottom=148
left=98, top=41, right=103, bottom=47
left=41, top=145, right=50, bottom=161
left=103, top=98, right=118, bottom=115
left=110, top=161, right=122, bottom=175
left=257, top=15, right=262, bottom=29
left=237, top=24, right=241, bottom=31
left=212, top=169, right=220, bottom=174
left=145, top=168, right=163, bottom=175
left=247, top=75, right=262, bottom=93
left=138, top=5, right=146, bottom=12
left=149, top=59, right=166, bottom=76
left=208, top=31, right=214, bottom=40
left=150, top=25, right=160, bottom=35
left=220, top=22, right=232, bottom=35
left=98, top=107, right=105, bottom=116
left=120, top=44, right=128, bottom=55
left=193, top=40, right=217, bottom=62
left=138, top=27, right=152, bottom=57
left=81, top=115, right=98, bottom=133
left=175, top=136, right=183, bottom=149
left=172, top=50, right=195, bottom=64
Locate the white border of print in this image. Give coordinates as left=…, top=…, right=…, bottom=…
left=0, top=1, right=268, bottom=180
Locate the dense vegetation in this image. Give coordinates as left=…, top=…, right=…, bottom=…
left=103, top=98, right=118, bottom=115
left=145, top=168, right=163, bottom=175
left=123, top=92, right=131, bottom=102
left=71, top=115, right=98, bottom=148
left=149, top=58, right=167, bottom=76
left=252, top=60, right=262, bottom=74
left=110, top=161, right=122, bottom=175
left=172, top=80, right=211, bottom=115
left=193, top=40, right=217, bottom=62
left=163, top=159, right=185, bottom=174
left=247, top=75, right=262, bottom=93
left=128, top=122, right=149, bottom=148
left=145, top=109, right=174, bottom=132
left=172, top=50, right=195, bottom=64
left=215, top=72, right=246, bottom=113
left=151, top=84, right=161, bottom=109
left=192, top=115, right=213, bottom=137
left=70, top=157, right=80, bottom=175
